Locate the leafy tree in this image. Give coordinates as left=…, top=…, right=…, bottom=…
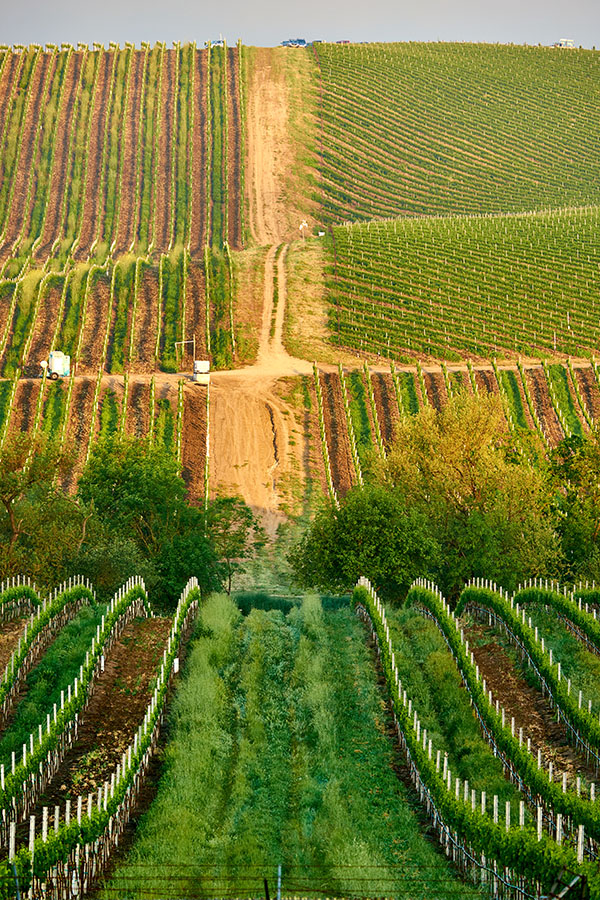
left=549, top=431, right=600, bottom=581
left=378, top=392, right=561, bottom=598
left=206, top=496, right=265, bottom=593
left=289, top=484, right=437, bottom=601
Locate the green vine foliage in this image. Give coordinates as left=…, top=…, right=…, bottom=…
left=352, top=584, right=600, bottom=896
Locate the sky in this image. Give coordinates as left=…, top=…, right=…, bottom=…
left=0, top=0, right=598, bottom=49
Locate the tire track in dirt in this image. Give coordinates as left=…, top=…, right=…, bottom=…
left=112, top=50, right=145, bottom=257
left=74, top=51, right=113, bottom=259
left=34, top=52, right=82, bottom=260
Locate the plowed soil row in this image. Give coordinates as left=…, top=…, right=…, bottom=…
left=371, top=372, right=399, bottom=449
left=576, top=368, right=600, bottom=422
left=0, top=617, right=28, bottom=674
left=189, top=49, right=208, bottom=256
left=0, top=54, right=20, bottom=141
left=34, top=52, right=82, bottom=260
left=7, top=379, right=38, bottom=434
left=474, top=369, right=498, bottom=395
left=131, top=265, right=159, bottom=373
left=181, top=385, right=207, bottom=502
left=1, top=53, right=53, bottom=251
left=74, top=51, right=113, bottom=259
left=26, top=283, right=62, bottom=369
left=79, top=272, right=111, bottom=374
left=320, top=371, right=354, bottom=496
left=154, top=49, right=175, bottom=252
left=466, top=621, right=597, bottom=781
left=61, top=378, right=94, bottom=490
left=423, top=370, right=447, bottom=411
left=127, top=380, right=150, bottom=438
left=227, top=47, right=242, bottom=249
left=183, top=260, right=207, bottom=364
left=526, top=368, right=564, bottom=445
left=19, top=616, right=171, bottom=830
left=112, top=50, right=145, bottom=257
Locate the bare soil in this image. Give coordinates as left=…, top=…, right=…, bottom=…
left=7, top=379, right=38, bottom=435
left=73, top=51, right=113, bottom=259
left=189, top=49, right=208, bottom=256
left=0, top=617, right=28, bottom=675
left=2, top=53, right=53, bottom=248
left=227, top=46, right=242, bottom=249
left=154, top=48, right=175, bottom=252
left=128, top=379, right=150, bottom=438
left=78, top=271, right=111, bottom=374
left=371, top=372, right=399, bottom=449
left=474, top=369, right=499, bottom=395
left=34, top=52, right=81, bottom=260
left=423, top=371, right=448, bottom=411
left=26, top=284, right=62, bottom=369
left=526, top=368, right=564, bottom=446
left=181, top=385, right=207, bottom=503
left=183, top=259, right=207, bottom=362
left=466, top=622, right=597, bottom=781
left=61, top=378, right=94, bottom=490
left=576, top=367, right=600, bottom=422
left=112, top=50, right=145, bottom=257
left=22, top=616, right=171, bottom=824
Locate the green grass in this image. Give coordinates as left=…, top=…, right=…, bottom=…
left=154, top=397, right=175, bottom=452
left=0, top=603, right=103, bottom=765
left=347, top=370, right=373, bottom=465
left=103, top=593, right=484, bottom=899
left=500, top=370, right=529, bottom=430
left=314, top=42, right=600, bottom=223
left=326, top=207, right=600, bottom=360
left=548, top=364, right=585, bottom=437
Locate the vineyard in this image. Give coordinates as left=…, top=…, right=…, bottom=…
left=309, top=360, right=600, bottom=500
left=311, top=42, right=600, bottom=223
left=325, top=207, right=600, bottom=360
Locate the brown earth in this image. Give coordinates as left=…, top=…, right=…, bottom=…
left=0, top=617, right=28, bottom=675
left=25, top=616, right=171, bottom=815
left=26, top=283, right=62, bottom=370
left=189, top=48, right=208, bottom=256
left=423, top=370, right=448, bottom=411
left=181, top=384, right=208, bottom=503
left=183, top=260, right=207, bottom=362
left=34, top=51, right=83, bottom=260
left=131, top=264, right=159, bottom=373
left=371, top=372, right=399, bottom=449
left=576, top=368, right=600, bottom=422
left=227, top=46, right=242, bottom=249
left=466, top=622, right=597, bottom=781
left=112, top=50, right=145, bottom=257
left=526, top=368, right=564, bottom=445
left=154, top=48, right=175, bottom=251
left=73, top=50, right=114, bottom=259
left=78, top=271, right=111, bottom=375
left=7, top=379, right=38, bottom=435
left=128, top=379, right=150, bottom=438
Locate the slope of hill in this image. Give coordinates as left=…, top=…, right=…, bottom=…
left=312, top=42, right=600, bottom=223
left=325, top=206, right=600, bottom=360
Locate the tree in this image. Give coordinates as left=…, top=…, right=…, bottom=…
left=289, top=484, right=437, bottom=601
left=549, top=431, right=600, bottom=581
left=206, top=496, right=265, bottom=593
left=379, top=392, right=561, bottom=597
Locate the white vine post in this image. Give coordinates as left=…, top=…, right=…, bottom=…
left=299, top=220, right=308, bottom=241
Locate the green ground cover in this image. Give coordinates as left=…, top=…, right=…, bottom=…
left=103, top=593, right=483, bottom=899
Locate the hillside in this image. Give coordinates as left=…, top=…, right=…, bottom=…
left=312, top=41, right=600, bottom=222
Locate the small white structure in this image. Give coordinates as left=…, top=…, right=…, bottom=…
left=40, top=351, right=70, bottom=379
left=554, top=38, right=575, bottom=48
left=192, top=360, right=210, bottom=385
